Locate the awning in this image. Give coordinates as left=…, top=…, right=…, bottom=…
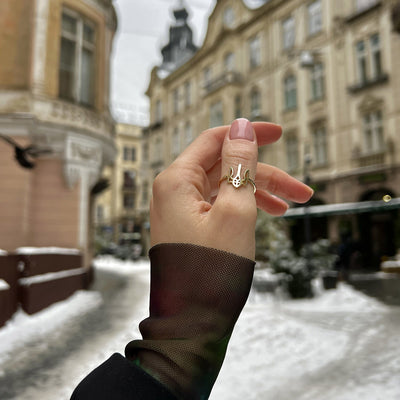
left=283, top=197, right=400, bottom=219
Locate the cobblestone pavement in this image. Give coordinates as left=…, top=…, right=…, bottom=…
left=0, top=267, right=150, bottom=400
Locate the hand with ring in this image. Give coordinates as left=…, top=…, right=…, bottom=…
left=151, top=118, right=313, bottom=260
left=71, top=118, right=315, bottom=400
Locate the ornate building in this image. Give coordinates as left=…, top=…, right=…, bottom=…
left=0, top=0, right=117, bottom=263
left=145, top=0, right=400, bottom=269
left=94, top=123, right=150, bottom=253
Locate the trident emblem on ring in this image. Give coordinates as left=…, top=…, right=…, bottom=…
left=219, top=164, right=257, bottom=193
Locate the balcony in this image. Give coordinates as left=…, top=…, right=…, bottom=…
left=354, top=151, right=385, bottom=168
left=203, top=71, right=244, bottom=96
left=348, top=73, right=389, bottom=94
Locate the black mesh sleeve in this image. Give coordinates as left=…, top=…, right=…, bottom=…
left=125, top=243, right=255, bottom=400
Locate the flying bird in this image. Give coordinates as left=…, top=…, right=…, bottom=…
left=0, top=134, right=53, bottom=169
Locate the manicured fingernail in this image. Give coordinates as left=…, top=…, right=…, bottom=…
left=229, top=118, right=254, bottom=141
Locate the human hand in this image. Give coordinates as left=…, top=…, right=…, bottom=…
left=150, top=118, right=313, bottom=260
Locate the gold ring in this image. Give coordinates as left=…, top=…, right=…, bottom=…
left=219, top=164, right=256, bottom=194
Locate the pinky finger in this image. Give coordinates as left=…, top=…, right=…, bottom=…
left=255, top=190, right=289, bottom=216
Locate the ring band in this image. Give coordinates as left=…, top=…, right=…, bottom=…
left=219, top=164, right=256, bottom=194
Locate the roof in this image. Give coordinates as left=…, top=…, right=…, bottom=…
left=283, top=197, right=400, bottom=219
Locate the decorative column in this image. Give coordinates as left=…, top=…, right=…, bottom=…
left=31, top=0, right=50, bottom=96
left=64, top=134, right=103, bottom=250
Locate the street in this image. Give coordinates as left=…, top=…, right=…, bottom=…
left=0, top=265, right=150, bottom=400
left=0, top=260, right=399, bottom=400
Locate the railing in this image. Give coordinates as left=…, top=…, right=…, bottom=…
left=0, top=249, right=90, bottom=326
left=356, top=152, right=385, bottom=168
left=203, top=71, right=244, bottom=95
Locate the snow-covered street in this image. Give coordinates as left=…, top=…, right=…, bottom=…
left=0, top=256, right=399, bottom=399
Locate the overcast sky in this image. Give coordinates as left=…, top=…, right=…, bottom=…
left=110, top=0, right=216, bottom=126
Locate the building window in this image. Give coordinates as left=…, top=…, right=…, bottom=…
left=282, top=16, right=295, bottom=50
left=235, top=95, right=242, bottom=119
left=123, top=170, right=136, bottom=189
left=284, top=75, right=297, bottom=110
left=250, top=88, right=261, bottom=119
left=370, top=34, right=382, bottom=78
left=356, top=40, right=368, bottom=84
left=307, top=0, right=322, bottom=36
left=209, top=101, right=223, bottom=128
left=155, top=99, right=162, bottom=123
left=203, top=66, right=212, bottom=87
left=184, top=81, right=191, bottom=108
left=356, top=0, right=378, bottom=12
left=173, top=88, right=179, bottom=114
left=355, top=33, right=382, bottom=85
left=362, top=110, right=383, bottom=153
left=123, top=146, right=136, bottom=162
left=310, top=62, right=325, bottom=101
left=249, top=36, right=261, bottom=68
left=185, top=122, right=193, bottom=146
left=224, top=52, right=235, bottom=71
left=59, top=10, right=96, bottom=106
left=312, top=126, right=328, bottom=166
left=172, top=127, right=180, bottom=157
left=123, top=193, right=135, bottom=210
left=286, top=136, right=299, bottom=172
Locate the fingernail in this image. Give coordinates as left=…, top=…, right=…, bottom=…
left=229, top=118, right=254, bottom=141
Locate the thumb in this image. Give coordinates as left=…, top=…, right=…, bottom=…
left=211, top=118, right=258, bottom=259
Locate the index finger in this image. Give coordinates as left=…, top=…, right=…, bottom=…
left=178, top=122, right=282, bottom=172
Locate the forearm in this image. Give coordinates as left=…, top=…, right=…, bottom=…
left=125, top=243, right=255, bottom=400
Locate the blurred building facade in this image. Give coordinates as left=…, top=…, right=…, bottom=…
left=0, top=0, right=117, bottom=264
left=145, top=0, right=400, bottom=268
left=94, top=123, right=150, bottom=252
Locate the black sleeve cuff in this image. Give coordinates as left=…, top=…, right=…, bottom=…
left=70, top=353, right=177, bottom=400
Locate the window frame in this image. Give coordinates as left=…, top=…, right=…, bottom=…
left=355, top=33, right=382, bottom=85
left=282, top=16, right=295, bottom=50
left=307, top=0, right=323, bottom=36
left=249, top=35, right=261, bottom=69
left=284, top=74, right=297, bottom=111
left=59, top=8, right=96, bottom=107
left=310, top=62, right=325, bottom=101
left=362, top=110, right=384, bottom=154
left=250, top=88, right=261, bottom=118
left=312, top=126, right=328, bottom=167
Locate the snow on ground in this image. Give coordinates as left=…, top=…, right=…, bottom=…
left=0, top=279, right=10, bottom=291
left=0, top=290, right=102, bottom=371
left=93, top=255, right=150, bottom=275
left=15, top=247, right=81, bottom=255
left=1, top=256, right=398, bottom=399
left=211, top=278, right=398, bottom=400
